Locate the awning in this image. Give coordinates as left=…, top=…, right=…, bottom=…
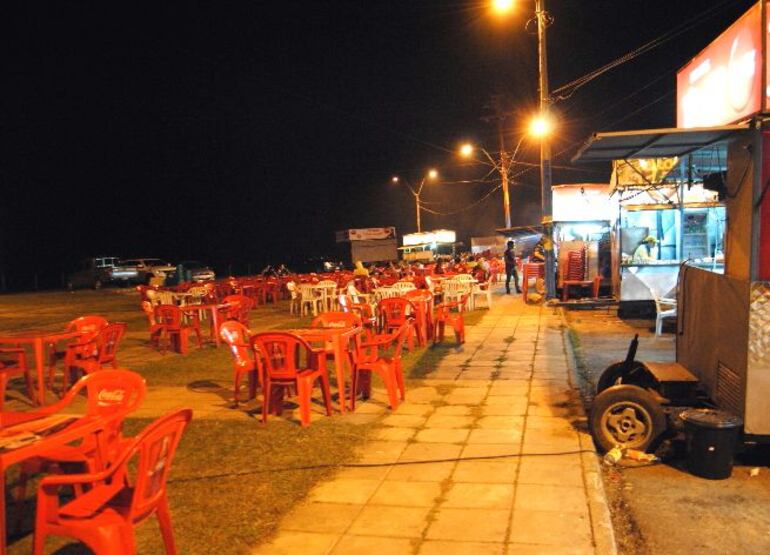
left=572, top=124, right=749, bottom=163
left=495, top=225, right=543, bottom=238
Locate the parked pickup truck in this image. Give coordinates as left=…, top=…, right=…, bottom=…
left=112, top=258, right=177, bottom=285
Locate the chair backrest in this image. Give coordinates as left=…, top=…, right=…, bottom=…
left=219, top=321, right=254, bottom=369
left=156, top=304, right=183, bottom=327
left=311, top=311, right=362, bottom=329
left=96, top=323, right=127, bottom=364
left=223, top=294, right=253, bottom=309
left=49, top=369, right=146, bottom=418
left=286, top=281, right=299, bottom=299
left=251, top=332, right=315, bottom=379
left=393, top=281, right=416, bottom=292
left=66, top=315, right=109, bottom=336
left=379, top=297, right=414, bottom=326
left=97, top=409, right=191, bottom=521
left=157, top=291, right=175, bottom=306
left=452, top=274, right=475, bottom=282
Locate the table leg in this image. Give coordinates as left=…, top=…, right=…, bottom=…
left=34, top=338, right=46, bottom=406
left=211, top=309, right=221, bottom=347
left=333, top=338, right=347, bottom=414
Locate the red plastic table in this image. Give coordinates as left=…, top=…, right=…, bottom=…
left=0, top=411, right=113, bottom=553
left=0, top=330, right=83, bottom=406
left=291, top=326, right=362, bottom=413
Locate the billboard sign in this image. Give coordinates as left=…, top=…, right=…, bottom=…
left=677, top=2, right=763, bottom=128
left=335, top=227, right=396, bottom=242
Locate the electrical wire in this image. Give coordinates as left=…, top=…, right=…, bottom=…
left=167, top=449, right=597, bottom=484
left=551, top=0, right=742, bottom=101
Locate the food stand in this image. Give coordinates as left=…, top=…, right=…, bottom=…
left=611, top=160, right=726, bottom=314
left=399, top=229, right=458, bottom=262
left=552, top=183, right=616, bottom=292
left=572, top=1, right=770, bottom=452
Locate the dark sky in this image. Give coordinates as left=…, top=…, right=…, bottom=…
left=1, top=0, right=757, bottom=285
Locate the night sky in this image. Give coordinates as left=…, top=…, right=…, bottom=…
left=2, top=0, right=757, bottom=288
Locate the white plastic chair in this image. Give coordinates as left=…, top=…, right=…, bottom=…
left=471, top=275, right=493, bottom=310
left=392, top=281, right=417, bottom=293
left=317, top=280, right=338, bottom=312
left=653, top=292, right=677, bottom=337
left=298, top=284, right=324, bottom=316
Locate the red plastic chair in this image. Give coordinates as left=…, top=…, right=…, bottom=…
left=155, top=305, right=202, bottom=354
left=251, top=332, right=332, bottom=427
left=222, top=294, right=254, bottom=327
left=433, top=294, right=469, bottom=345
left=219, top=321, right=259, bottom=407
left=378, top=297, right=419, bottom=351
left=404, top=289, right=433, bottom=346
left=48, top=316, right=109, bottom=387
left=59, top=323, right=127, bottom=392
left=351, top=322, right=410, bottom=410
left=0, top=348, right=33, bottom=411
left=33, top=408, right=192, bottom=555
left=17, top=370, right=147, bottom=524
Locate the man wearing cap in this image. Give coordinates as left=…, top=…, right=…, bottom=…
left=504, top=240, right=521, bottom=294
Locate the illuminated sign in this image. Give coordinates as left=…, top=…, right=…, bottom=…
left=552, top=184, right=617, bottom=222
left=402, top=229, right=456, bottom=247
left=677, top=2, right=762, bottom=128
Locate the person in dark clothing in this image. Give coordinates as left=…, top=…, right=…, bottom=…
left=504, top=240, right=521, bottom=294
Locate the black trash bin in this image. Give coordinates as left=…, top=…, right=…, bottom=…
left=680, top=409, right=742, bottom=480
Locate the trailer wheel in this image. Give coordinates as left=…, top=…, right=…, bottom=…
left=590, top=384, right=666, bottom=453
left=596, top=361, right=648, bottom=394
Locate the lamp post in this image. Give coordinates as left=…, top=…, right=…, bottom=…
left=392, top=169, right=438, bottom=233
left=492, top=0, right=556, bottom=299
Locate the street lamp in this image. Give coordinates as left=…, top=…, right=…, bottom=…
left=392, top=170, right=438, bottom=233
left=491, top=0, right=556, bottom=299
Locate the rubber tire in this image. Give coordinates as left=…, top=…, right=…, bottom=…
left=596, top=361, right=647, bottom=394
left=590, top=384, right=666, bottom=453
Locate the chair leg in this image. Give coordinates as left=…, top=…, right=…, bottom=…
left=382, top=370, right=399, bottom=410
left=350, top=369, right=358, bottom=411
left=319, top=372, right=333, bottom=417
left=297, top=379, right=311, bottom=427
left=395, top=361, right=405, bottom=401
left=233, top=371, right=242, bottom=407
left=156, top=495, right=178, bottom=555
left=262, top=380, right=272, bottom=424
left=0, top=374, right=7, bottom=412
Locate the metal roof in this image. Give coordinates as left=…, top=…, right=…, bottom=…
left=572, top=124, right=749, bottom=163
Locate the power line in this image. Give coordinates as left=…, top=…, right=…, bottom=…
left=552, top=0, right=742, bottom=101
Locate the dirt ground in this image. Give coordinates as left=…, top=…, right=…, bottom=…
left=566, top=307, right=770, bottom=554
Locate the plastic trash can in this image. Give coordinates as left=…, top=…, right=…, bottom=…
left=680, top=409, right=742, bottom=480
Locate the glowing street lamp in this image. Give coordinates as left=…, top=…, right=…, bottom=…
left=528, top=113, right=553, bottom=139
left=491, top=0, right=515, bottom=15
left=392, top=170, right=438, bottom=233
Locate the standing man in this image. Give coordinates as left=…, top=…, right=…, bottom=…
left=504, top=240, right=521, bottom=294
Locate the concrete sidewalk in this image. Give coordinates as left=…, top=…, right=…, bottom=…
left=254, top=295, right=615, bottom=554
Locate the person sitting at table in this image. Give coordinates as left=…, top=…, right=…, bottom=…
left=434, top=260, right=446, bottom=275
left=277, top=263, right=291, bottom=276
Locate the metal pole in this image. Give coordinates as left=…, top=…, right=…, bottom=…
left=536, top=0, right=555, bottom=298
left=415, top=191, right=421, bottom=233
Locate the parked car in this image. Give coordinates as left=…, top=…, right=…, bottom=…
left=177, top=261, right=216, bottom=282
left=112, top=258, right=177, bottom=285
left=66, top=256, right=120, bottom=290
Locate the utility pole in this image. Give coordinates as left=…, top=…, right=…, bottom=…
left=414, top=186, right=422, bottom=233
left=497, top=105, right=512, bottom=229
left=536, top=0, right=555, bottom=299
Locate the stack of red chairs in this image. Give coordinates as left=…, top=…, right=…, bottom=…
left=350, top=321, right=410, bottom=410
left=220, top=321, right=259, bottom=407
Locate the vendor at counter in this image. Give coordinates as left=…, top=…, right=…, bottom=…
left=632, top=236, right=658, bottom=263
